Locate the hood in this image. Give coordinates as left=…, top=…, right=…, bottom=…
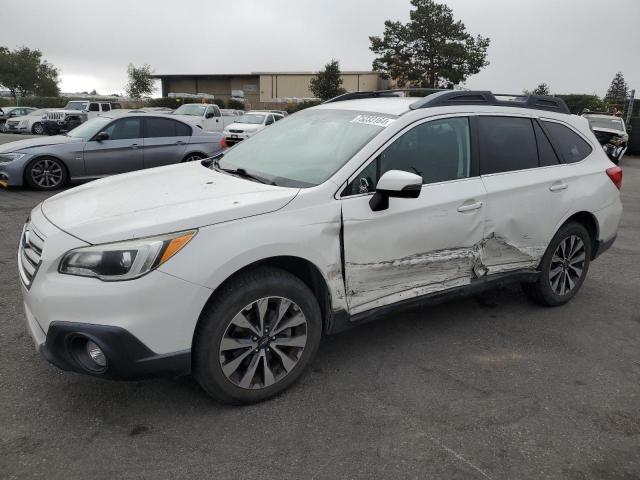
left=226, top=123, right=262, bottom=131
left=41, top=162, right=299, bottom=244
left=0, top=135, right=80, bottom=153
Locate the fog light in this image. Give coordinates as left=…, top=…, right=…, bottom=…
left=86, top=341, right=107, bottom=367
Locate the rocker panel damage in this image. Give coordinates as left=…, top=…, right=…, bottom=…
left=345, top=233, right=543, bottom=314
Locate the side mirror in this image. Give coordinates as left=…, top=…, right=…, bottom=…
left=205, top=112, right=214, bottom=119
left=95, top=131, right=110, bottom=141
left=369, top=170, right=422, bottom=212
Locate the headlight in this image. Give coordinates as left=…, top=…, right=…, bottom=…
left=59, top=230, right=196, bottom=281
left=0, top=153, right=26, bottom=163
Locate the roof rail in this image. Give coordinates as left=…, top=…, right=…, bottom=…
left=324, top=88, right=571, bottom=115
left=408, top=90, right=570, bottom=114
left=323, top=88, right=445, bottom=104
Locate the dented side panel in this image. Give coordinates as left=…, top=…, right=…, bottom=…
left=479, top=164, right=577, bottom=274
left=341, top=178, right=487, bottom=315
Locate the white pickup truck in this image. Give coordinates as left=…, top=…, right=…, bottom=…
left=172, top=103, right=238, bottom=132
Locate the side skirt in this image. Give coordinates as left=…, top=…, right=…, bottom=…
left=325, top=270, right=539, bottom=335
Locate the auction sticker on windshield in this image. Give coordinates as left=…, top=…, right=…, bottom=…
left=350, top=114, right=395, bottom=127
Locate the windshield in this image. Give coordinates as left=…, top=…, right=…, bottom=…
left=66, top=116, right=112, bottom=138
left=218, top=109, right=392, bottom=187
left=173, top=104, right=207, bottom=116
left=236, top=114, right=265, bottom=125
left=586, top=116, right=625, bottom=131
left=65, top=101, right=89, bottom=111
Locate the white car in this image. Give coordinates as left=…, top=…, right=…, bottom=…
left=4, top=109, right=49, bottom=135
left=223, top=111, right=282, bottom=145
left=172, top=103, right=236, bottom=133
left=582, top=113, right=629, bottom=164
left=19, top=90, right=622, bottom=405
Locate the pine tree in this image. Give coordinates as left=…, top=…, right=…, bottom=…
left=605, top=72, right=628, bottom=106
left=309, top=60, right=346, bottom=101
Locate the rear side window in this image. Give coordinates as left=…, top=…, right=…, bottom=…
left=145, top=117, right=189, bottom=138
left=479, top=116, right=538, bottom=174
left=175, top=121, right=192, bottom=136
left=101, top=103, right=111, bottom=112
left=542, top=121, right=592, bottom=163
left=533, top=121, right=560, bottom=167
left=89, top=103, right=100, bottom=112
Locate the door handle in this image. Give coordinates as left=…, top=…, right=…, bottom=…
left=457, top=201, right=483, bottom=213
left=549, top=182, right=568, bottom=192
left=130, top=143, right=139, bottom=149
left=175, top=140, right=186, bottom=145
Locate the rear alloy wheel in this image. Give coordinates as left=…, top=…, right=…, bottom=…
left=25, top=157, right=67, bottom=190
left=194, top=267, right=322, bottom=405
left=31, top=122, right=45, bottom=135
left=182, top=153, right=206, bottom=162
left=522, top=222, right=591, bottom=306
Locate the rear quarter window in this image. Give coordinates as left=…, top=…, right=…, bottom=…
left=542, top=121, right=592, bottom=163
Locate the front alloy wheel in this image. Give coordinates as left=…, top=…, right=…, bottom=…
left=220, top=297, right=308, bottom=389
left=194, top=267, right=322, bottom=405
left=25, top=157, right=67, bottom=190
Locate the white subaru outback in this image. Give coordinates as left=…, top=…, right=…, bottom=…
left=19, top=90, right=623, bottom=404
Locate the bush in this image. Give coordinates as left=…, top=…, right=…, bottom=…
left=284, top=100, right=322, bottom=114
left=226, top=99, right=245, bottom=110
left=213, top=98, right=225, bottom=108
left=554, top=94, right=609, bottom=114
left=0, top=96, right=69, bottom=108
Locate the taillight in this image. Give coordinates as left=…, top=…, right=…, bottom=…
left=606, top=166, right=623, bottom=190
left=220, top=137, right=228, bottom=149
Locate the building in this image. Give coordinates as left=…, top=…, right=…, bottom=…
left=152, top=71, right=388, bottom=108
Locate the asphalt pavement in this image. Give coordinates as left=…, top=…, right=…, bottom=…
left=1, top=132, right=639, bottom=479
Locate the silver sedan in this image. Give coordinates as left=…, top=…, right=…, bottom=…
left=0, top=113, right=224, bottom=190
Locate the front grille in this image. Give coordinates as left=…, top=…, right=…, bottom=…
left=18, top=221, right=45, bottom=288
left=46, top=112, right=65, bottom=120
left=229, top=129, right=244, bottom=133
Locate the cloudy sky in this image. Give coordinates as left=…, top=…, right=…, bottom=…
left=1, top=0, right=638, bottom=97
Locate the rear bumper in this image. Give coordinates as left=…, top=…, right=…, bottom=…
left=38, top=321, right=191, bottom=380
left=593, top=234, right=617, bottom=260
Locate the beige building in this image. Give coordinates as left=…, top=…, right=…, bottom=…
left=153, top=71, right=388, bottom=108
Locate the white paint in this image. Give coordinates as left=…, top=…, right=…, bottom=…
left=376, top=170, right=422, bottom=192
left=20, top=99, right=623, bottom=360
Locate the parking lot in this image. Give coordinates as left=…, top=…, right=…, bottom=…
left=1, top=128, right=639, bottom=478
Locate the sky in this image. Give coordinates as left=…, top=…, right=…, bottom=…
left=1, top=0, right=638, bottom=98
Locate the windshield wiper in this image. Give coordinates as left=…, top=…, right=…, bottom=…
left=212, top=159, right=276, bottom=185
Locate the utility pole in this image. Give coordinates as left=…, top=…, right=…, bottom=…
left=626, top=89, right=635, bottom=125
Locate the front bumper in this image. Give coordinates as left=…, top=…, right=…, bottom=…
left=21, top=206, right=213, bottom=379
left=37, top=321, right=191, bottom=380
left=0, top=155, right=32, bottom=186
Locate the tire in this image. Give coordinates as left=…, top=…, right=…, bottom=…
left=193, top=267, right=322, bottom=405
left=0, top=122, right=7, bottom=133
left=24, top=157, right=68, bottom=190
left=522, top=222, right=592, bottom=306
left=31, top=122, right=44, bottom=135
left=182, top=153, right=206, bottom=162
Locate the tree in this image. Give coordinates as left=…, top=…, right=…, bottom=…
left=125, top=63, right=154, bottom=99
left=0, top=46, right=60, bottom=98
left=369, top=0, right=490, bottom=88
left=525, top=83, right=551, bottom=96
left=309, top=59, right=346, bottom=101
left=604, top=72, right=628, bottom=106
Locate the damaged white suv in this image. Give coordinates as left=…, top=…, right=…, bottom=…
left=20, top=90, right=623, bottom=404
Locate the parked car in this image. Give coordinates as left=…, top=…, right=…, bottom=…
left=17, top=90, right=622, bottom=405
left=0, top=106, right=37, bottom=132
left=582, top=112, right=629, bottom=164
left=223, top=111, right=282, bottom=145
left=43, top=101, right=122, bottom=135
left=4, top=109, right=49, bottom=135
left=0, top=113, right=224, bottom=190
left=220, top=109, right=244, bottom=117
left=172, top=103, right=236, bottom=132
